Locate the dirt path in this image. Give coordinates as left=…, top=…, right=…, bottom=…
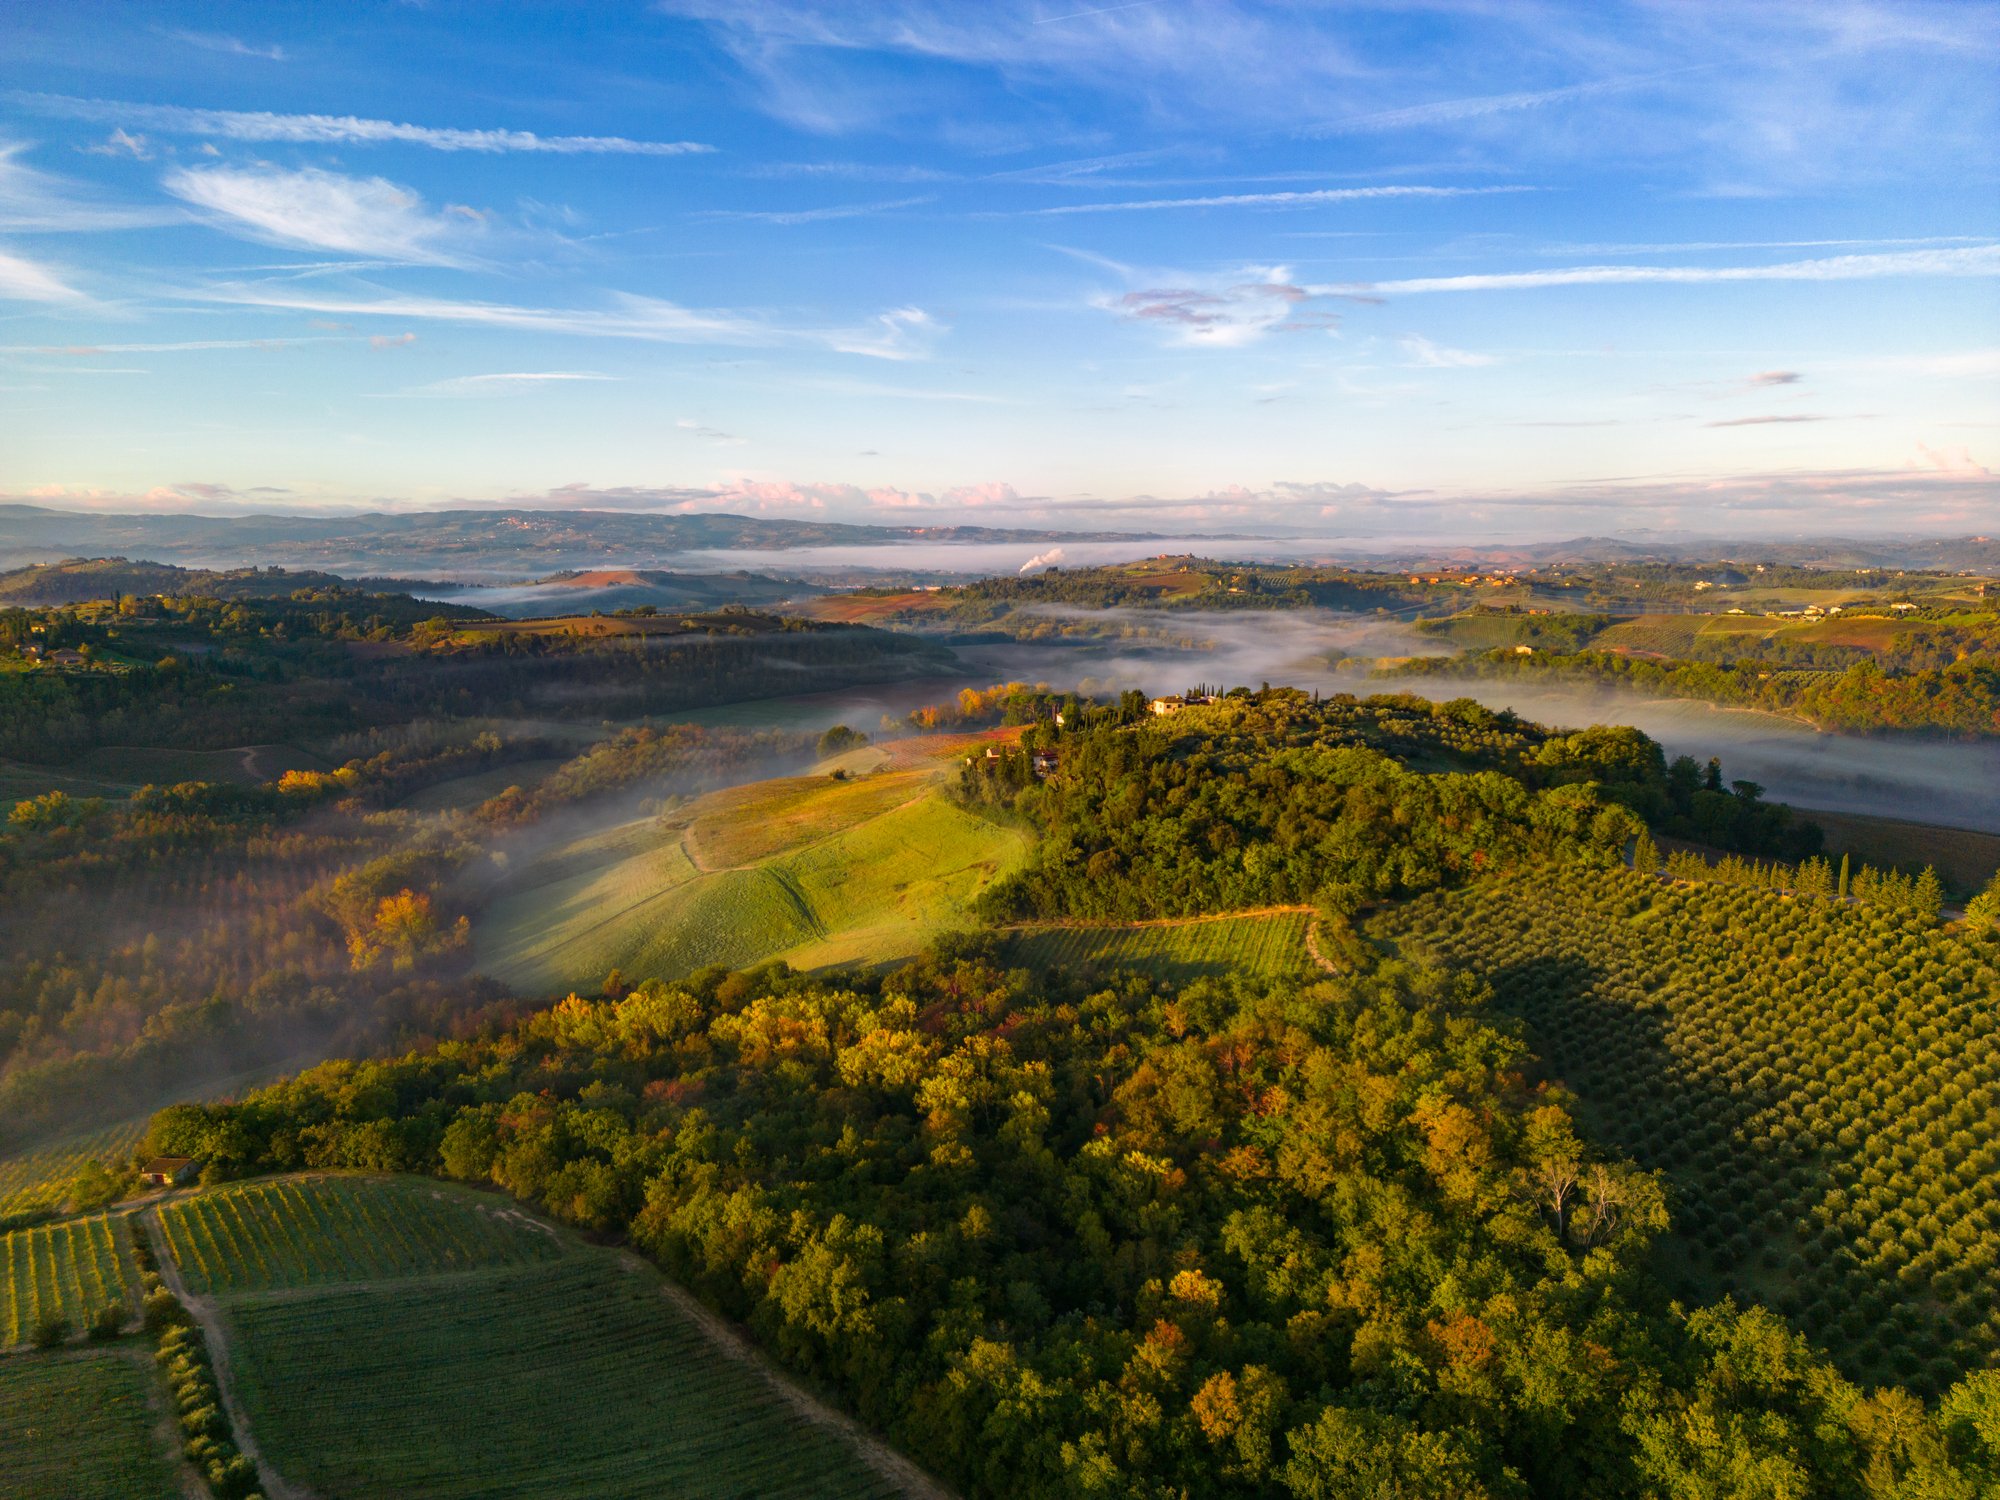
left=1305, top=920, right=1343, bottom=975
left=635, top=1255, right=959, bottom=1500
left=139, top=1211, right=315, bottom=1500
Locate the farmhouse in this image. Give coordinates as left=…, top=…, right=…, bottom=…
left=140, top=1156, right=199, bottom=1188
left=1149, top=693, right=1220, bottom=716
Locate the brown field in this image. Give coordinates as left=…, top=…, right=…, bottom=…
left=802, top=591, right=955, bottom=624
left=1801, top=808, right=2000, bottom=899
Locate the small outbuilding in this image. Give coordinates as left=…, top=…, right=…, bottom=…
left=140, top=1157, right=198, bottom=1188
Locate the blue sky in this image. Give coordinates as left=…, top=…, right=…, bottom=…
left=2, top=0, right=1996, bottom=539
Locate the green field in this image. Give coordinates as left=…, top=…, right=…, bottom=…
left=1002, top=909, right=1314, bottom=982
left=476, top=767, right=1029, bottom=992
left=1, top=1212, right=142, bottom=1346
left=156, top=1176, right=562, bottom=1296
left=159, top=1176, right=914, bottom=1499
left=0, top=1118, right=147, bottom=1217
left=0, top=1349, right=184, bottom=1500
left=1800, top=807, right=2000, bottom=900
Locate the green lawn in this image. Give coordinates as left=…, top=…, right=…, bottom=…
left=0, top=1349, right=183, bottom=1500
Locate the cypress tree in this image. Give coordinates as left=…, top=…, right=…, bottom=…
left=1913, top=867, right=1943, bottom=924
left=1839, top=853, right=1851, bottom=901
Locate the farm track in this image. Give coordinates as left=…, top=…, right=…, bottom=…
left=638, top=1257, right=958, bottom=1500
left=139, top=1210, right=313, bottom=1500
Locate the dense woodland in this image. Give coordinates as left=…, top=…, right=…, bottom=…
left=153, top=941, right=2000, bottom=1498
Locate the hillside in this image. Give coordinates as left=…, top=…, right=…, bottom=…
left=0, top=556, right=444, bottom=606
left=474, top=734, right=1031, bottom=991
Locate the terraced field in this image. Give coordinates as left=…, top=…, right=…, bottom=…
left=1, top=1212, right=142, bottom=1345
left=157, top=1175, right=924, bottom=1499
left=1004, top=909, right=1314, bottom=983
left=0, top=1349, right=184, bottom=1499
left=0, top=1117, right=148, bottom=1216
left=476, top=766, right=1028, bottom=992
left=156, top=1176, right=562, bottom=1296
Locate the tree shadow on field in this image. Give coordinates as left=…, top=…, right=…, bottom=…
left=1481, top=954, right=1794, bottom=1304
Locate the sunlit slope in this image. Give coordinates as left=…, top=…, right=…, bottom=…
left=476, top=762, right=1029, bottom=992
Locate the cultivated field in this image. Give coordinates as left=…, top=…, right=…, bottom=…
left=1003, top=909, right=1314, bottom=983
left=1374, top=864, right=2000, bottom=1395
left=476, top=765, right=1028, bottom=992
left=0, top=1117, right=148, bottom=1216
left=1, top=1212, right=142, bottom=1345
left=160, top=1175, right=920, bottom=1499
left=156, top=1176, right=561, bottom=1296
left=0, top=1349, right=183, bottom=1500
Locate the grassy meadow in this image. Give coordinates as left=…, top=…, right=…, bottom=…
left=475, top=759, right=1029, bottom=993
left=162, top=1175, right=914, bottom=1500
left=0, top=1349, right=184, bottom=1500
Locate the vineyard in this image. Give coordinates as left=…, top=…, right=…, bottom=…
left=1371, top=863, right=2000, bottom=1394
left=1003, top=908, right=1314, bottom=982
left=155, top=1176, right=562, bottom=1295
left=1, top=1211, right=141, bottom=1345
left=0, top=1116, right=147, bottom=1216
left=0, top=1349, right=184, bottom=1500
left=163, top=1174, right=916, bottom=1499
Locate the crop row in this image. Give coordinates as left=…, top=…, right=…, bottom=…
left=156, top=1177, right=561, bottom=1296
left=1007, top=909, right=1312, bottom=981
left=1373, top=863, right=2000, bottom=1393
left=224, top=1255, right=904, bottom=1500
left=0, top=1118, right=148, bottom=1216
left=1, top=1212, right=139, bottom=1346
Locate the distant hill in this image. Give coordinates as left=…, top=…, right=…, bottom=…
left=0, top=557, right=446, bottom=606
left=1357, top=533, right=2000, bottom=572
left=0, top=505, right=1138, bottom=577
left=444, top=567, right=825, bottom=618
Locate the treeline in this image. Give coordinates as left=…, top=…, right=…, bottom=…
left=1386, top=648, right=2000, bottom=736
left=1645, top=841, right=1953, bottom=922
left=963, top=690, right=1811, bottom=923
left=147, top=945, right=2000, bottom=1498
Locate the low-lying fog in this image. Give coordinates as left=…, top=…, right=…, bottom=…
left=684, top=605, right=2000, bottom=834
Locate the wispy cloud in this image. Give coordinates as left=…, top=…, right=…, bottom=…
left=185, top=281, right=942, bottom=360
left=163, top=29, right=287, bottom=62
left=1311, top=244, right=2000, bottom=297
left=1023, top=185, right=1534, bottom=217
left=704, top=194, right=932, bottom=225
left=8, top=93, right=714, bottom=156
left=0, top=335, right=389, bottom=354
left=1706, top=414, right=1828, bottom=428
left=1316, top=70, right=1698, bottom=135
left=389, top=371, right=616, bottom=398
left=1747, top=369, right=1802, bottom=387
left=0, top=246, right=86, bottom=302
left=164, top=164, right=478, bottom=264
left=0, top=142, right=179, bottom=231
left=1401, top=334, right=1497, bottom=368
left=677, top=418, right=747, bottom=444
